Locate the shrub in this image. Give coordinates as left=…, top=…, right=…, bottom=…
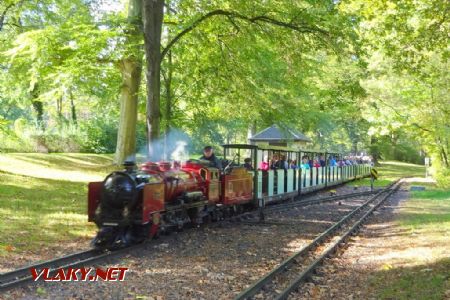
left=78, top=118, right=118, bottom=153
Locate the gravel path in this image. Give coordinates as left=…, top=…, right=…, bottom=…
left=2, top=184, right=376, bottom=300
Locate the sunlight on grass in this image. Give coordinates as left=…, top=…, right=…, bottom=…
left=44, top=212, right=89, bottom=226
left=0, top=153, right=114, bottom=257
left=0, top=153, right=117, bottom=182
left=370, top=183, right=450, bottom=299
left=349, top=160, right=426, bottom=187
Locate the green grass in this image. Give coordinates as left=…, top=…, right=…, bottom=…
left=0, top=153, right=118, bottom=257
left=350, top=160, right=426, bottom=187
left=369, top=184, right=450, bottom=299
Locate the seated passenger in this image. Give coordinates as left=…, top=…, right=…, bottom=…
left=319, top=155, right=326, bottom=167
left=329, top=156, right=337, bottom=167
left=313, top=159, right=321, bottom=168
left=199, top=146, right=222, bottom=170
left=345, top=158, right=352, bottom=165
left=275, top=155, right=288, bottom=170
left=301, top=157, right=310, bottom=169
left=259, top=156, right=270, bottom=171
left=289, top=159, right=298, bottom=169
left=270, top=154, right=279, bottom=170
left=243, top=158, right=253, bottom=171
left=308, top=158, right=314, bottom=168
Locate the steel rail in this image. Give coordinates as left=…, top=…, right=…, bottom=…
left=274, top=185, right=399, bottom=300
left=262, top=190, right=377, bottom=214
left=252, top=179, right=399, bottom=218
left=235, top=180, right=401, bottom=300
left=1, top=179, right=390, bottom=292
left=0, top=243, right=145, bottom=291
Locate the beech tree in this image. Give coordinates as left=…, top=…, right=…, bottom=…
left=140, top=0, right=359, bottom=156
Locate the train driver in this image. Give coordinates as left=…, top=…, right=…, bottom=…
left=199, top=146, right=222, bottom=170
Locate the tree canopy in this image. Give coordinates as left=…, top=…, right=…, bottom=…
left=0, top=0, right=448, bottom=185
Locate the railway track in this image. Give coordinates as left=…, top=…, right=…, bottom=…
left=235, top=188, right=388, bottom=224
left=0, top=184, right=387, bottom=292
left=235, top=180, right=402, bottom=300
left=262, top=190, right=377, bottom=215
left=0, top=243, right=146, bottom=291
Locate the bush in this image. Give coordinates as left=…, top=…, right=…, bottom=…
left=435, top=168, right=450, bottom=188
left=0, top=117, right=119, bottom=154
left=78, top=118, right=118, bottom=153
left=28, top=133, right=82, bottom=153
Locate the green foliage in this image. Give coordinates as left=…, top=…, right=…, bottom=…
left=372, top=259, right=450, bottom=300
left=0, top=0, right=447, bottom=183
left=0, top=118, right=119, bottom=154
left=340, top=0, right=449, bottom=177
left=348, top=160, right=426, bottom=187
left=78, top=118, right=119, bottom=153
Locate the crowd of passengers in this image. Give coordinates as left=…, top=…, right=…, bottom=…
left=257, top=154, right=372, bottom=171
left=198, top=145, right=372, bottom=172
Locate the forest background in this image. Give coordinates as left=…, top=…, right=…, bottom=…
left=0, top=0, right=448, bottom=186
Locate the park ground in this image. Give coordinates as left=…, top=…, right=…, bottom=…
left=0, top=154, right=448, bottom=299
left=303, top=177, right=450, bottom=300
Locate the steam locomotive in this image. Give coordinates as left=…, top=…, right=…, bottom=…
left=88, top=144, right=371, bottom=248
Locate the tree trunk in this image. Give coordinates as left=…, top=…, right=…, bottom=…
left=370, top=136, right=381, bottom=166
left=163, top=50, right=173, bottom=160
left=69, top=90, right=77, bottom=127
left=439, top=144, right=449, bottom=168
left=31, top=84, right=45, bottom=131
left=142, top=0, right=164, bottom=158
left=56, top=97, right=63, bottom=122
left=32, top=100, right=44, bottom=130
left=247, top=121, right=256, bottom=144
left=114, top=58, right=142, bottom=164
left=114, top=0, right=143, bottom=165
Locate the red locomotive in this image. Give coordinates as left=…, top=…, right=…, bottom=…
left=88, top=159, right=253, bottom=248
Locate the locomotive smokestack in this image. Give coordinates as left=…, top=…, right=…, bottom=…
left=123, top=160, right=136, bottom=174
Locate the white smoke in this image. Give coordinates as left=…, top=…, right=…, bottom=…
left=171, top=141, right=189, bottom=163
left=137, top=128, right=192, bottom=163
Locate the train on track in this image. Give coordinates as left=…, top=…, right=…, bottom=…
left=88, top=144, right=372, bottom=248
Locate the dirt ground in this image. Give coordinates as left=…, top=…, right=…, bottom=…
left=291, top=178, right=449, bottom=300
left=0, top=181, right=372, bottom=273
left=5, top=179, right=446, bottom=300
left=2, top=186, right=374, bottom=300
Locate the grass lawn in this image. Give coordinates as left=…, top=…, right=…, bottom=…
left=350, top=160, right=426, bottom=187
left=370, top=182, right=450, bottom=299
left=0, top=153, right=118, bottom=258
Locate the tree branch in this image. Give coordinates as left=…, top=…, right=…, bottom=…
left=375, top=97, right=433, bottom=133
left=0, top=3, right=15, bottom=31
left=161, top=9, right=330, bottom=60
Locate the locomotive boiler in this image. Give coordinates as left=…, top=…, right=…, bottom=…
left=87, top=159, right=253, bottom=248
